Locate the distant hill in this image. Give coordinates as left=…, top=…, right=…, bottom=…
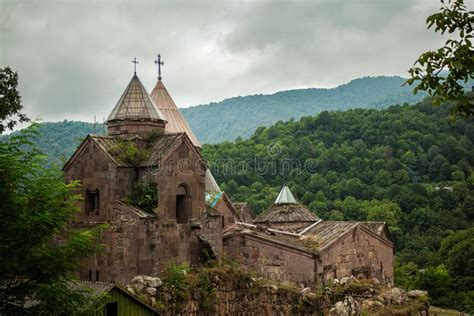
left=182, top=76, right=427, bottom=144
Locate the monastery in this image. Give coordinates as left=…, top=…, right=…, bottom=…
left=64, top=57, right=394, bottom=287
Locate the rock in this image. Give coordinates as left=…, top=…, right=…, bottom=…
left=340, top=277, right=350, bottom=285
left=146, top=287, right=157, bottom=296
left=300, top=287, right=311, bottom=295
left=378, top=287, right=409, bottom=305
left=333, top=278, right=340, bottom=285
left=407, top=290, right=428, bottom=300
left=371, top=277, right=380, bottom=285
left=361, top=299, right=384, bottom=312
left=330, top=301, right=345, bottom=315
left=125, top=285, right=135, bottom=295
left=143, top=276, right=162, bottom=288
left=329, top=296, right=359, bottom=315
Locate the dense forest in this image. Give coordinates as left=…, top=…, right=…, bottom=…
left=183, top=76, right=429, bottom=144
left=202, top=100, right=474, bottom=311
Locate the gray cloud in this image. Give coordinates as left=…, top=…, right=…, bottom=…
left=0, top=0, right=446, bottom=123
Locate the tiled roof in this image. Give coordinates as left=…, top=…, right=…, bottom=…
left=90, top=133, right=184, bottom=167
left=107, top=75, right=166, bottom=122
left=150, top=80, right=200, bottom=147
left=233, top=202, right=254, bottom=222
left=300, top=221, right=359, bottom=250
left=254, top=203, right=319, bottom=223
left=224, top=225, right=317, bottom=255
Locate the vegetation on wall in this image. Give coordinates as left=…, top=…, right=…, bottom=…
left=127, top=180, right=159, bottom=214
left=202, top=100, right=474, bottom=312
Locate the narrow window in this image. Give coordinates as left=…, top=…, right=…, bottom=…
left=88, top=270, right=92, bottom=281
left=85, top=189, right=100, bottom=215
left=176, top=185, right=189, bottom=224
left=96, top=270, right=100, bottom=281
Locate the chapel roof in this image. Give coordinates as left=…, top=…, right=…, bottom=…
left=107, top=74, right=166, bottom=123
left=89, top=132, right=191, bottom=167
left=150, top=79, right=200, bottom=147
left=254, top=186, right=318, bottom=223
left=224, top=220, right=392, bottom=255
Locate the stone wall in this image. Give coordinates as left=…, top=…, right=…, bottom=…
left=126, top=268, right=429, bottom=316
left=68, top=135, right=209, bottom=285
left=317, top=225, right=394, bottom=285
left=224, top=234, right=317, bottom=286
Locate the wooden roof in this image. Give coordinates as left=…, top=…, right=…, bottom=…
left=150, top=80, right=200, bottom=147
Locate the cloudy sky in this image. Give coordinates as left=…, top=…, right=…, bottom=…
left=1, top=0, right=448, bottom=123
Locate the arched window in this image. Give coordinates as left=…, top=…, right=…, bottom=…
left=176, top=184, right=190, bottom=223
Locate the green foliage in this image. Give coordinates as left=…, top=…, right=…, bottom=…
left=0, top=125, right=103, bottom=314
left=407, top=0, right=474, bottom=117
left=162, top=263, right=190, bottom=305
left=193, top=268, right=216, bottom=311
left=0, top=67, right=29, bottom=133
left=109, top=138, right=149, bottom=166
left=0, top=120, right=104, bottom=166
left=202, top=101, right=474, bottom=311
left=129, top=180, right=158, bottom=213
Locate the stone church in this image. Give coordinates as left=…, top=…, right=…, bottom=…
left=64, top=63, right=394, bottom=287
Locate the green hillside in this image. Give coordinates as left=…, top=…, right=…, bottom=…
left=182, top=75, right=427, bottom=144
left=202, top=100, right=474, bottom=311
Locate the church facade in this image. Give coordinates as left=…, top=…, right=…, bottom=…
left=64, top=64, right=394, bottom=287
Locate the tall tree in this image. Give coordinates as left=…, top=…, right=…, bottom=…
left=0, top=67, right=29, bottom=133
left=406, top=0, right=474, bottom=116
left=0, top=69, right=102, bottom=314
left=0, top=127, right=104, bottom=314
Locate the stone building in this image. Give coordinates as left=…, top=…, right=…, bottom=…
left=64, top=73, right=236, bottom=285
left=223, top=186, right=394, bottom=286
left=65, top=69, right=394, bottom=288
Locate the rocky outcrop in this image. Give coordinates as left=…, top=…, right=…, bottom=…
left=125, top=268, right=429, bottom=315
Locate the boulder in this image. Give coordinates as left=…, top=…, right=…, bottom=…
left=361, top=299, right=384, bottom=312
left=378, top=287, right=409, bottom=305
left=146, top=287, right=157, bottom=296
left=329, top=296, right=359, bottom=315
left=407, top=290, right=428, bottom=300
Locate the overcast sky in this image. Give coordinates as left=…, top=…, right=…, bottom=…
left=1, top=0, right=449, bottom=123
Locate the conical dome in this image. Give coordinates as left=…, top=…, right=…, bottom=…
left=254, top=186, right=319, bottom=224
left=150, top=80, right=200, bottom=147
left=106, top=75, right=167, bottom=136
left=107, top=74, right=166, bottom=122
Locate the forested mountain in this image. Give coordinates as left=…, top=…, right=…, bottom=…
left=5, top=121, right=106, bottom=166
left=183, top=76, right=428, bottom=143
left=202, top=100, right=474, bottom=311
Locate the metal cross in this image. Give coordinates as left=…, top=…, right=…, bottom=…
left=154, top=54, right=164, bottom=80
left=132, top=57, right=139, bottom=75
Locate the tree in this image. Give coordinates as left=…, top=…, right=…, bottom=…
left=406, top=0, right=474, bottom=116
left=0, top=127, right=104, bottom=314
left=0, top=67, right=29, bottom=133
